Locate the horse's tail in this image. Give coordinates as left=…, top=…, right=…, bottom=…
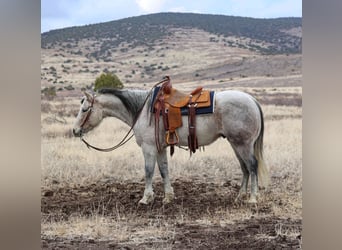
left=254, top=100, right=270, bottom=188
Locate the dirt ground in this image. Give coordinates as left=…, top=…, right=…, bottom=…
left=41, top=179, right=301, bottom=249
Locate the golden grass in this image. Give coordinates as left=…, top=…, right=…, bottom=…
left=42, top=215, right=131, bottom=241
left=42, top=214, right=178, bottom=248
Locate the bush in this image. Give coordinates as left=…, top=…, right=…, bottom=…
left=41, top=86, right=56, bottom=100
left=94, top=73, right=124, bottom=91
left=64, top=84, right=74, bottom=91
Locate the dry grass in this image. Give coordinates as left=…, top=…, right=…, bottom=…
left=42, top=214, right=178, bottom=249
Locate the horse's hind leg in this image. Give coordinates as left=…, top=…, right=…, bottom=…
left=157, top=149, right=174, bottom=204
left=233, top=148, right=249, bottom=202
left=139, top=145, right=157, bottom=205
left=232, top=144, right=259, bottom=204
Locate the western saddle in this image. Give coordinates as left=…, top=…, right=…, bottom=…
left=153, top=76, right=211, bottom=156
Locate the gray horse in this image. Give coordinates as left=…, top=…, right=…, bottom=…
left=73, top=88, right=269, bottom=204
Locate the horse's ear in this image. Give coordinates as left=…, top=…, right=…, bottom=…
left=83, top=91, right=93, bottom=102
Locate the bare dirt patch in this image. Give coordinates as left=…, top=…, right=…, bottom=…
left=42, top=179, right=301, bottom=249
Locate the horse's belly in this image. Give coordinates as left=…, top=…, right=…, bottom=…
left=176, top=115, right=221, bottom=146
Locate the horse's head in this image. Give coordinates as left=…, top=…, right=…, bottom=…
left=72, top=91, right=103, bottom=137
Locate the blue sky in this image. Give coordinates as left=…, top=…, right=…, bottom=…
left=41, top=0, right=302, bottom=33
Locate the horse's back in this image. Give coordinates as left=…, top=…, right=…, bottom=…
left=216, top=90, right=260, bottom=115
left=216, top=90, right=257, bottom=105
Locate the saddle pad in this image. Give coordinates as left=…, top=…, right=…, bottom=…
left=151, top=86, right=215, bottom=115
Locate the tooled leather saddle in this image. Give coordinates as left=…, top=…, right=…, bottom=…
left=152, top=76, right=213, bottom=156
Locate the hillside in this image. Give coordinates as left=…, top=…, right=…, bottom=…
left=42, top=12, right=301, bottom=55
left=41, top=12, right=302, bottom=92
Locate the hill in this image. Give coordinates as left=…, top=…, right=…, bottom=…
left=41, top=12, right=302, bottom=91
left=42, top=12, right=301, bottom=55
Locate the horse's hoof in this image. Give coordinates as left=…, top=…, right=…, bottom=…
left=138, top=198, right=148, bottom=205
left=138, top=193, right=154, bottom=205
left=234, top=192, right=247, bottom=203
left=163, top=192, right=175, bottom=205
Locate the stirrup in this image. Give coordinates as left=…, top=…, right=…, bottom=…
left=165, top=131, right=179, bottom=145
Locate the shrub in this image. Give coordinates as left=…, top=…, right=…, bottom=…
left=64, top=85, right=74, bottom=91
left=49, top=66, right=56, bottom=72
left=94, top=73, right=124, bottom=91
left=41, top=86, right=56, bottom=100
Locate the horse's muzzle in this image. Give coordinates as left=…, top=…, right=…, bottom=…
left=72, top=128, right=82, bottom=137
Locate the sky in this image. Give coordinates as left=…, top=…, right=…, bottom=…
left=41, top=0, right=302, bottom=33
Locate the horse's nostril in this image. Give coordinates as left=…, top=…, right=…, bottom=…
left=72, top=128, right=83, bottom=137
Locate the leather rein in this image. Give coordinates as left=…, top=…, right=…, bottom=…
left=79, top=78, right=169, bottom=152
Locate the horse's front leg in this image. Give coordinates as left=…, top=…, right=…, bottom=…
left=157, top=149, right=174, bottom=204
left=139, top=145, right=157, bottom=205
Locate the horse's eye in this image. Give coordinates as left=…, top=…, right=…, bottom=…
left=81, top=98, right=85, bottom=104
left=82, top=106, right=90, bottom=113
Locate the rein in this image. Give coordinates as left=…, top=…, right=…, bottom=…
left=80, top=77, right=170, bottom=152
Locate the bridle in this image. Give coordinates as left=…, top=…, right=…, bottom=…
left=79, top=94, right=95, bottom=129
left=79, top=77, right=170, bottom=152
left=79, top=92, right=137, bottom=152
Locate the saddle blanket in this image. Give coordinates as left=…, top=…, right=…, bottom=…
left=150, top=86, right=215, bottom=115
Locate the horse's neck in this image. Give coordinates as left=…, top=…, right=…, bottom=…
left=99, top=94, right=134, bottom=126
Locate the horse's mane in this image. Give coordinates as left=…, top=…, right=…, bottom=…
left=98, top=88, right=149, bottom=118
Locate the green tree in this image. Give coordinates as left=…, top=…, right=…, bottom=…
left=94, top=73, right=124, bottom=91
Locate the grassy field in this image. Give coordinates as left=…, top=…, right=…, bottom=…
left=41, top=83, right=302, bottom=249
